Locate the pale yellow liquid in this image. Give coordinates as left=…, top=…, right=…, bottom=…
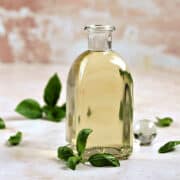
left=66, top=50, right=133, bottom=159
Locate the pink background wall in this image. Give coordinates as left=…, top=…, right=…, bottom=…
left=0, top=0, right=179, bottom=67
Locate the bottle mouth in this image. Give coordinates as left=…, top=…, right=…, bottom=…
left=84, top=24, right=115, bottom=32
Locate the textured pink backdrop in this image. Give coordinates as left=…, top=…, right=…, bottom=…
left=0, top=0, right=179, bottom=65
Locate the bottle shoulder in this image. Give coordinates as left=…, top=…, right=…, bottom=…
left=71, top=50, right=127, bottom=71
left=67, top=50, right=133, bottom=86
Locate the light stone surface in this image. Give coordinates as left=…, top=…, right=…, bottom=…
left=0, top=64, right=180, bottom=180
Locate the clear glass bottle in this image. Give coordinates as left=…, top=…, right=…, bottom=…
left=66, top=25, right=133, bottom=159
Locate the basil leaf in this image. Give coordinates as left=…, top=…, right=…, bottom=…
left=119, top=69, right=133, bottom=83
left=76, top=128, right=93, bottom=156
left=0, top=118, right=6, bottom=129
left=61, top=103, right=66, bottom=113
left=15, top=99, right=42, bottom=119
left=67, top=156, right=81, bottom=170
left=159, top=141, right=180, bottom=153
left=42, top=105, right=65, bottom=122
left=88, top=153, right=120, bottom=167
left=57, top=146, right=74, bottom=161
left=156, top=117, right=173, bottom=127
left=8, top=131, right=22, bottom=146
left=43, top=73, right=61, bottom=106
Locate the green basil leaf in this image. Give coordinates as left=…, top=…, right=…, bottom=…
left=119, top=69, right=133, bottom=83
left=61, top=103, right=66, bottom=113
left=57, top=146, right=74, bottom=161
left=43, top=73, right=61, bottom=106
left=88, top=153, right=120, bottom=167
left=42, top=105, right=65, bottom=122
left=8, top=131, right=22, bottom=146
left=0, top=118, right=6, bottom=129
left=76, top=128, right=93, bottom=156
left=67, top=156, right=81, bottom=170
left=159, top=141, right=180, bottom=153
left=156, top=117, right=173, bottom=127
left=15, top=99, right=42, bottom=119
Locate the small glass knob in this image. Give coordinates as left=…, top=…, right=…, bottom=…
left=134, top=119, right=157, bottom=145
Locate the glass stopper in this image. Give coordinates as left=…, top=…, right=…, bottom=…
left=134, top=119, right=157, bottom=145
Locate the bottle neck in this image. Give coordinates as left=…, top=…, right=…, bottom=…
left=88, top=31, right=112, bottom=51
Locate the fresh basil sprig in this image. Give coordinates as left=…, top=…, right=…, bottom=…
left=158, top=141, right=180, bottom=153
left=57, top=128, right=120, bottom=170
left=8, top=131, right=22, bottom=146
left=15, top=73, right=66, bottom=122
left=155, top=117, right=173, bottom=127
left=57, top=128, right=92, bottom=170
left=0, top=118, right=6, bottom=129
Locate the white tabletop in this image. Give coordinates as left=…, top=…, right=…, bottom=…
left=0, top=64, right=180, bottom=180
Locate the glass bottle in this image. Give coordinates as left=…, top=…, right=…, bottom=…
left=66, top=25, right=133, bottom=159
